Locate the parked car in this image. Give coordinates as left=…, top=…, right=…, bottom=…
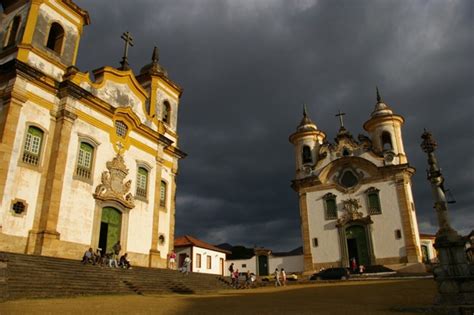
left=309, top=268, right=350, bottom=280
left=261, top=273, right=298, bottom=281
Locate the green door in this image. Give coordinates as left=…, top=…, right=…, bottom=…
left=99, top=207, right=122, bottom=254
left=346, top=225, right=370, bottom=266
left=258, top=255, right=268, bottom=276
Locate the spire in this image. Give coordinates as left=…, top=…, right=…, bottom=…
left=139, top=46, right=168, bottom=76
left=376, top=86, right=382, bottom=103
left=151, top=46, right=159, bottom=64
left=297, top=104, right=317, bottom=131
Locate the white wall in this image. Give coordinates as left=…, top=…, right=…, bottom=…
left=269, top=255, right=304, bottom=273
left=306, top=181, right=407, bottom=265
left=226, top=257, right=257, bottom=276
left=191, top=246, right=226, bottom=275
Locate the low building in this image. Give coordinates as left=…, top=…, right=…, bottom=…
left=174, top=235, right=230, bottom=275
left=225, top=246, right=304, bottom=276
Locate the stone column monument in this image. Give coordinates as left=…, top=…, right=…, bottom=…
left=420, top=130, right=474, bottom=308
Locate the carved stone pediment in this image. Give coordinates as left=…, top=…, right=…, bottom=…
left=336, top=198, right=371, bottom=226
left=94, top=153, right=135, bottom=209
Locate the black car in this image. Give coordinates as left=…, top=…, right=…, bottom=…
left=309, top=268, right=350, bottom=280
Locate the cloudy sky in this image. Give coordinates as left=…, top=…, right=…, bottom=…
left=75, top=0, right=473, bottom=251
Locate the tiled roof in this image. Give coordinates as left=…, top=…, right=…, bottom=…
left=419, top=233, right=436, bottom=239
left=174, top=235, right=231, bottom=254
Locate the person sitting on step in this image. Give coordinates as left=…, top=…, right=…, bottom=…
left=81, top=247, right=94, bottom=265
left=119, top=253, right=132, bottom=269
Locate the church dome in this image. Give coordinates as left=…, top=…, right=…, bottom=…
left=296, top=105, right=318, bottom=132
left=140, top=46, right=168, bottom=76
left=370, top=87, right=393, bottom=117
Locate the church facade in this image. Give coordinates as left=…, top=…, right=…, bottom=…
left=0, top=0, right=185, bottom=268
left=290, top=93, right=422, bottom=273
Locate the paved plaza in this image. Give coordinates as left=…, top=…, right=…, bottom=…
left=0, top=279, right=437, bottom=315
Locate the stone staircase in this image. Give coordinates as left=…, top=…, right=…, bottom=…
left=0, top=252, right=231, bottom=301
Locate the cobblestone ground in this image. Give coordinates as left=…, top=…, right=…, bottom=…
left=0, top=279, right=437, bottom=315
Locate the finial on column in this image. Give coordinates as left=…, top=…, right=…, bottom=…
left=303, top=104, right=308, bottom=117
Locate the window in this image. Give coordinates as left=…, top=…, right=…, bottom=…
left=323, top=193, right=337, bottom=220
left=196, top=254, right=201, bottom=268
left=162, top=101, right=171, bottom=124
left=160, top=180, right=167, bottom=207
left=22, top=126, right=44, bottom=166
left=366, top=187, right=382, bottom=214
left=46, top=22, right=64, bottom=54
left=136, top=167, right=148, bottom=198
left=158, top=234, right=165, bottom=245
left=313, top=238, right=319, bottom=247
left=302, top=145, right=312, bottom=164
left=207, top=255, right=211, bottom=269
left=76, top=142, right=94, bottom=179
left=242, top=264, right=247, bottom=268
left=340, top=170, right=358, bottom=188
left=4, top=15, right=21, bottom=47
left=115, top=121, right=128, bottom=138
left=381, top=131, right=393, bottom=151
left=12, top=200, right=26, bottom=215
left=395, top=229, right=402, bottom=239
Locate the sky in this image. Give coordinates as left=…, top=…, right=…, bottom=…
left=74, top=0, right=473, bottom=251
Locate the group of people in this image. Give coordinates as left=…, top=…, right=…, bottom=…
left=81, top=241, right=132, bottom=269
left=350, top=257, right=365, bottom=274
left=166, top=250, right=191, bottom=275
left=273, top=268, right=287, bottom=287
left=228, top=263, right=256, bottom=289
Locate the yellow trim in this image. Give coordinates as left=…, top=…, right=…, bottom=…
left=17, top=45, right=67, bottom=71
left=45, top=0, right=83, bottom=29
left=21, top=1, right=41, bottom=45
left=129, top=138, right=156, bottom=156
left=75, top=111, right=111, bottom=134
left=25, top=91, right=54, bottom=110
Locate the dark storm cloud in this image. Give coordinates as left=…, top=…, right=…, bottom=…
left=75, top=0, right=473, bottom=250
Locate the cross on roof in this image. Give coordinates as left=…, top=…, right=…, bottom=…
left=335, top=109, right=346, bottom=128
left=120, top=31, right=134, bottom=70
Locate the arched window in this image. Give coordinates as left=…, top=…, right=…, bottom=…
left=46, top=22, right=64, bottom=54
left=162, top=101, right=170, bottom=124
left=366, top=187, right=382, bottom=214
left=76, top=142, right=94, bottom=179
left=160, top=180, right=167, bottom=207
left=4, top=15, right=21, bottom=47
left=136, top=167, right=148, bottom=198
left=302, top=145, right=312, bottom=164
left=381, top=131, right=393, bottom=151
left=323, top=193, right=337, bottom=220
left=22, top=126, right=44, bottom=165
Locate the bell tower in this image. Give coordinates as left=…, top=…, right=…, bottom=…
left=289, top=105, right=326, bottom=179
left=363, top=88, right=407, bottom=165
left=0, top=0, right=89, bottom=80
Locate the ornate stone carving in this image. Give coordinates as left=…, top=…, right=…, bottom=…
left=336, top=198, right=364, bottom=226
left=94, top=153, right=135, bottom=209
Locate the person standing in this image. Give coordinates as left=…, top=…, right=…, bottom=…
left=181, top=254, right=191, bottom=275
left=228, top=263, right=234, bottom=276
left=274, top=268, right=281, bottom=287
left=350, top=257, right=357, bottom=273
left=169, top=250, right=177, bottom=270
left=281, top=268, right=287, bottom=286
left=113, top=241, right=121, bottom=256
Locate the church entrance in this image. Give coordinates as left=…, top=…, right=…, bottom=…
left=257, top=255, right=268, bottom=276
left=98, top=207, right=122, bottom=254
left=345, top=225, right=370, bottom=267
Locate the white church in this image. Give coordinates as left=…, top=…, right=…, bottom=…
left=0, top=0, right=185, bottom=268
left=289, top=91, right=423, bottom=273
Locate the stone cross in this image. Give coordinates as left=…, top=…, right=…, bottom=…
left=120, top=31, right=134, bottom=70
left=335, top=110, right=346, bottom=128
